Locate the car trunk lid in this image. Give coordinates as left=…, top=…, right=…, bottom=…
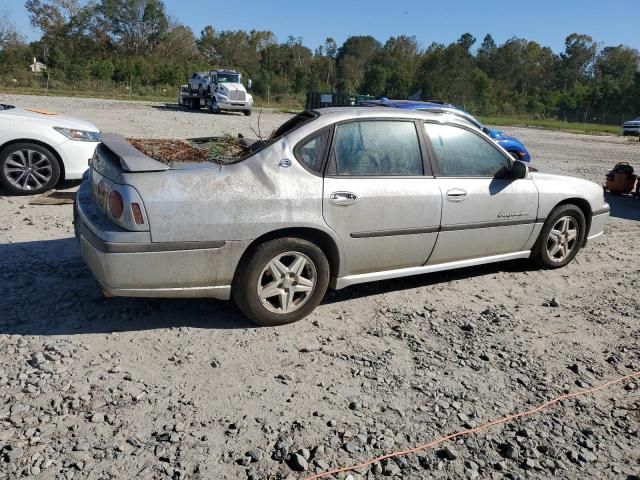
left=93, top=133, right=169, bottom=180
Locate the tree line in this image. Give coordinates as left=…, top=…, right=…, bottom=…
left=1, top=0, right=639, bottom=123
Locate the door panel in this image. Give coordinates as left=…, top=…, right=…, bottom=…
left=428, top=177, right=539, bottom=264
left=323, top=177, right=442, bottom=275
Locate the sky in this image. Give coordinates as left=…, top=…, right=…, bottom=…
left=3, top=0, right=638, bottom=54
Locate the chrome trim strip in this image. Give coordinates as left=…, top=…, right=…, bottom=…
left=79, top=221, right=225, bottom=254
left=440, top=217, right=538, bottom=232
left=593, top=207, right=610, bottom=216
left=587, top=231, right=604, bottom=241
left=351, top=218, right=539, bottom=238
left=104, top=285, right=231, bottom=300
left=334, top=251, right=531, bottom=289
left=351, top=226, right=439, bottom=238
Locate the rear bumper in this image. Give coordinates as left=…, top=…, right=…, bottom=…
left=74, top=179, right=247, bottom=300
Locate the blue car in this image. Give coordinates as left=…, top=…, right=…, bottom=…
left=359, top=99, right=532, bottom=162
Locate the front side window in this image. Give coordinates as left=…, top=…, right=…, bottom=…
left=424, top=123, right=509, bottom=177
left=333, top=121, right=423, bottom=176
left=295, top=130, right=330, bottom=173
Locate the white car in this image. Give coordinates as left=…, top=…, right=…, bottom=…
left=0, top=103, right=100, bottom=195
left=188, top=72, right=211, bottom=95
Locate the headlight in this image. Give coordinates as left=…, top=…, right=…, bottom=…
left=53, top=127, right=101, bottom=142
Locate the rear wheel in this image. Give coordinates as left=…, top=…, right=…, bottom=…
left=0, top=142, right=60, bottom=195
left=233, top=238, right=330, bottom=326
left=532, top=205, right=586, bottom=268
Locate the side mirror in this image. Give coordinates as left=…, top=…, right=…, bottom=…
left=511, top=160, right=528, bottom=179
left=247, top=79, right=252, bottom=89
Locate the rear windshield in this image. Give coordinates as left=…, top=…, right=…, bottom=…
left=271, top=111, right=318, bottom=140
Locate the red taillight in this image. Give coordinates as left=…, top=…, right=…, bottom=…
left=131, top=202, right=144, bottom=224
left=108, top=190, right=124, bottom=218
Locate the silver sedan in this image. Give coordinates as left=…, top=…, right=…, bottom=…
left=74, top=108, right=609, bottom=326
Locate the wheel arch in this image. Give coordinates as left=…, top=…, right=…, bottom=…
left=552, top=197, right=592, bottom=246
left=235, top=227, right=342, bottom=282
left=0, top=138, right=65, bottom=180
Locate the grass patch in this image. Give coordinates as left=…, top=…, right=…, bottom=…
left=480, top=115, right=621, bottom=135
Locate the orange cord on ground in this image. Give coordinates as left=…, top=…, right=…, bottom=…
left=303, top=370, right=640, bottom=480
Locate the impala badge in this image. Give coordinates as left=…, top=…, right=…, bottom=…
left=498, top=211, right=528, bottom=218
left=279, top=159, right=292, bottom=168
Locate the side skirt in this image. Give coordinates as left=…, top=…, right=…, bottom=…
left=332, top=251, right=531, bottom=290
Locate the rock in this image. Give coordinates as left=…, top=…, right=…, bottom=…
left=5, top=446, right=24, bottom=463
left=438, top=446, right=458, bottom=460
left=550, top=298, right=559, bottom=307
left=246, top=449, right=263, bottom=462
left=90, top=412, right=104, bottom=423
left=383, top=459, right=401, bottom=476
left=288, top=452, right=309, bottom=472
left=299, top=344, right=322, bottom=353
left=237, top=456, right=252, bottom=466
left=500, top=442, right=518, bottom=460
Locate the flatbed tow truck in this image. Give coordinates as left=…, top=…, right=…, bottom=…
left=178, top=69, right=253, bottom=116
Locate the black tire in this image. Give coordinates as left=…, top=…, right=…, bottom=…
left=189, top=98, right=199, bottom=110
left=209, top=100, right=220, bottom=114
left=0, top=142, right=61, bottom=195
left=233, top=238, right=330, bottom=326
left=531, top=204, right=586, bottom=269
left=198, top=84, right=204, bottom=95
left=243, top=109, right=252, bottom=117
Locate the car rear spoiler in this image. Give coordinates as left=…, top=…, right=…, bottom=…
left=101, top=133, right=169, bottom=172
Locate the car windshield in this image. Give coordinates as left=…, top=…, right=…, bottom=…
left=216, top=73, right=240, bottom=83
left=0, top=104, right=15, bottom=111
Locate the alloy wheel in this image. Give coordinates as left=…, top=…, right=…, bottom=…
left=257, top=251, right=317, bottom=314
left=3, top=149, right=53, bottom=192
left=546, top=216, right=579, bottom=263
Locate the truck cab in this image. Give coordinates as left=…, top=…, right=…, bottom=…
left=208, top=69, right=253, bottom=116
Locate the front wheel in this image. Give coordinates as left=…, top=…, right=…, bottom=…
left=233, top=238, right=330, bottom=326
left=243, top=109, right=252, bottom=116
left=0, top=142, right=60, bottom=195
left=532, top=205, right=586, bottom=268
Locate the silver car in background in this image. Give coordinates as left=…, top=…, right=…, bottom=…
left=74, top=108, right=609, bottom=326
left=623, top=117, right=640, bottom=136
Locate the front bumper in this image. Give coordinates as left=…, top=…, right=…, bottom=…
left=586, top=206, right=610, bottom=242
left=623, top=126, right=640, bottom=136
left=57, top=140, right=99, bottom=179
left=212, top=99, right=252, bottom=111
left=74, top=179, right=247, bottom=300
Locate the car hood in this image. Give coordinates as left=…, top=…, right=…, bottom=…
left=0, top=107, right=100, bottom=131
left=624, top=120, right=640, bottom=126
left=218, top=82, right=247, bottom=92
left=530, top=170, right=603, bottom=196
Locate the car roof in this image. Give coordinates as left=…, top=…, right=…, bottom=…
left=361, top=99, right=458, bottom=109
left=359, top=99, right=483, bottom=128
left=312, top=106, right=483, bottom=131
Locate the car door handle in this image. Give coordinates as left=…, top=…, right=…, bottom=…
left=330, top=191, right=358, bottom=206
left=446, top=188, right=468, bottom=202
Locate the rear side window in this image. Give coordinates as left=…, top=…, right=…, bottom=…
left=295, top=130, right=330, bottom=173
left=333, top=121, right=423, bottom=176
left=425, top=123, right=509, bottom=177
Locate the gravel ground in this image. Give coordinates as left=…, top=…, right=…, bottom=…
left=1, top=94, right=640, bottom=479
